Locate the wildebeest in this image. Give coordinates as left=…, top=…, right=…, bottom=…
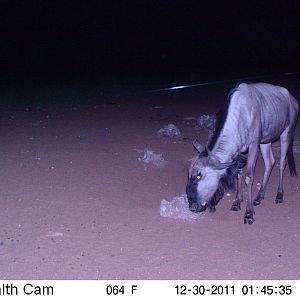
left=186, top=83, right=298, bottom=224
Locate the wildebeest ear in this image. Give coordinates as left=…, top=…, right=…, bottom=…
left=208, top=154, right=234, bottom=169
left=192, top=139, right=206, bottom=154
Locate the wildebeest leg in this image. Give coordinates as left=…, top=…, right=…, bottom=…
left=254, top=143, right=275, bottom=206
left=231, top=171, right=243, bottom=211
left=276, top=128, right=289, bottom=203
left=244, top=143, right=259, bottom=224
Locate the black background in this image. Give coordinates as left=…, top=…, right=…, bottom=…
left=1, top=0, right=299, bottom=85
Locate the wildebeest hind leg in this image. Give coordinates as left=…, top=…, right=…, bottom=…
left=276, top=128, right=290, bottom=203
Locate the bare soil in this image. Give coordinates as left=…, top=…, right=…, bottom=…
left=0, top=78, right=299, bottom=279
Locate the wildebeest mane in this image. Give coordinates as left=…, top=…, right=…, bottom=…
left=208, top=154, right=247, bottom=212
left=208, top=86, right=239, bottom=151
left=201, top=85, right=245, bottom=212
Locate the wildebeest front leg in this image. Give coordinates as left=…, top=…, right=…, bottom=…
left=254, top=143, right=275, bottom=206
left=244, top=143, right=259, bottom=224
left=231, top=171, right=243, bottom=211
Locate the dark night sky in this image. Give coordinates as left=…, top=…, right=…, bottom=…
left=1, top=0, right=300, bottom=84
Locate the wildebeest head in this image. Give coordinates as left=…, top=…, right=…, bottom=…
left=186, top=139, right=233, bottom=213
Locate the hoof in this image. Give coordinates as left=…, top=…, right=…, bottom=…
left=231, top=202, right=241, bottom=211
left=253, top=195, right=263, bottom=206
left=275, top=192, right=283, bottom=204
left=244, top=211, right=255, bottom=225
left=246, top=218, right=254, bottom=225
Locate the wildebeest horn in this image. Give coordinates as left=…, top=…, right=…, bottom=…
left=192, top=139, right=206, bottom=153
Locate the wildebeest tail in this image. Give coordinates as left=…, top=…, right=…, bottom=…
left=287, top=128, right=297, bottom=176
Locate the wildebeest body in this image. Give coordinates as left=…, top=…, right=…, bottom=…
left=186, top=83, right=298, bottom=224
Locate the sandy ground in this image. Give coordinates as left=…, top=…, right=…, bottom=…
left=0, top=77, right=299, bottom=279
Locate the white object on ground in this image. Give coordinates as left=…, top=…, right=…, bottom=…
left=47, top=232, right=63, bottom=237
left=138, top=149, right=167, bottom=167
left=197, top=114, right=216, bottom=129
left=160, top=194, right=203, bottom=220
left=157, top=124, right=181, bottom=137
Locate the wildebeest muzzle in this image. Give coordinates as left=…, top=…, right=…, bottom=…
left=189, top=202, right=207, bottom=213
left=186, top=175, right=207, bottom=213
